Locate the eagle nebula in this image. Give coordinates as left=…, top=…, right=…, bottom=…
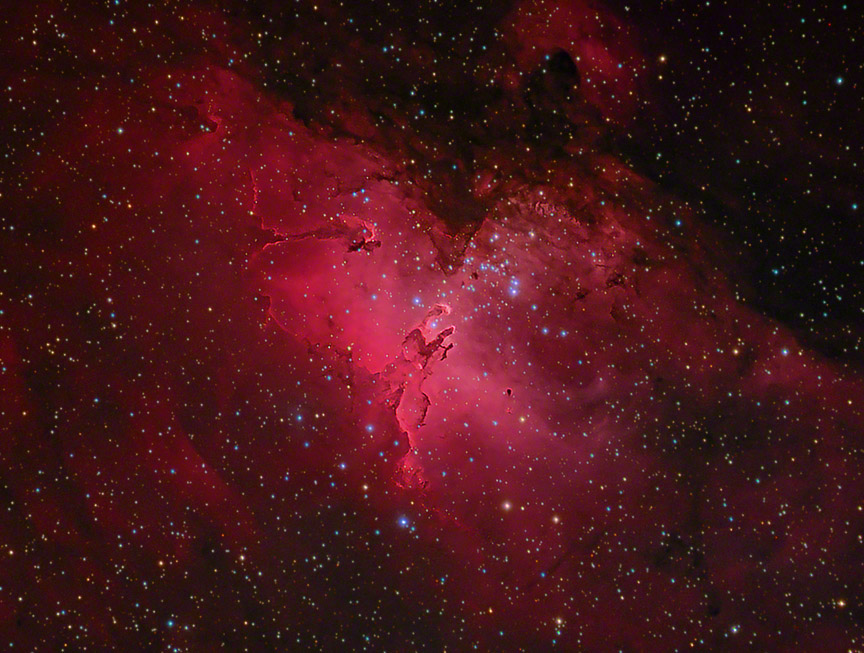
left=1, top=0, right=862, bottom=650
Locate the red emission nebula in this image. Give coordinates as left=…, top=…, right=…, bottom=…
left=1, top=0, right=863, bottom=650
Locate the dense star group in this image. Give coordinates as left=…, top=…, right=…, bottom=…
left=1, top=0, right=862, bottom=650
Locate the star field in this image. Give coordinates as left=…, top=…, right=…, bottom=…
left=0, top=0, right=862, bottom=650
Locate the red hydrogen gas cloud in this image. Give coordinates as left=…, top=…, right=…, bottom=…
left=1, top=0, right=862, bottom=650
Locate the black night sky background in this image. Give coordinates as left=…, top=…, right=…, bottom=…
left=1, top=0, right=863, bottom=650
